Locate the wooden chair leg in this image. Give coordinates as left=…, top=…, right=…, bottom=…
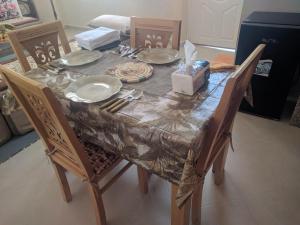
left=191, top=180, right=204, bottom=225
left=137, top=166, right=149, bottom=194
left=212, top=143, right=229, bottom=185
left=87, top=182, right=107, bottom=225
left=52, top=162, right=72, bottom=202
left=171, top=184, right=191, bottom=225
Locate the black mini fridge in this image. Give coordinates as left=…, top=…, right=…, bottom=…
left=236, top=11, right=300, bottom=120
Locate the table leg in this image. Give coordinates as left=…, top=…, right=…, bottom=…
left=137, top=166, right=149, bottom=194
left=171, top=184, right=191, bottom=225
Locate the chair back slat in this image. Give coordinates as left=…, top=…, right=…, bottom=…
left=196, top=44, right=266, bottom=174
left=8, top=21, right=71, bottom=72
left=0, top=66, right=93, bottom=178
left=130, top=17, right=181, bottom=50
left=21, top=32, right=61, bottom=65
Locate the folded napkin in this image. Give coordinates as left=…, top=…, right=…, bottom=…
left=210, top=53, right=236, bottom=72
left=75, top=27, right=120, bottom=51
left=90, top=40, right=121, bottom=52
left=210, top=63, right=236, bottom=72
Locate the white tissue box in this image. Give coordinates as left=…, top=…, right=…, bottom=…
left=171, top=60, right=210, bottom=96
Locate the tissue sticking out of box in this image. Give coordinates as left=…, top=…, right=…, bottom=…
left=184, top=40, right=198, bottom=68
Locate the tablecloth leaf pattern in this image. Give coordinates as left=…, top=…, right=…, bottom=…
left=25, top=52, right=232, bottom=207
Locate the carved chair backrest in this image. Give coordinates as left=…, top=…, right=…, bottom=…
left=8, top=21, right=71, bottom=72
left=130, top=17, right=181, bottom=50
left=0, top=65, right=93, bottom=179
left=196, top=44, right=266, bottom=175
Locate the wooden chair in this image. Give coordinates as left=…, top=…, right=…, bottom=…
left=139, top=44, right=266, bottom=225
left=131, top=16, right=182, bottom=194
left=7, top=21, right=71, bottom=72
left=130, top=17, right=181, bottom=50
left=0, top=65, right=132, bottom=225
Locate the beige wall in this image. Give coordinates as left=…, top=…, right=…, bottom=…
left=33, top=0, right=55, bottom=21
left=35, top=0, right=300, bottom=25
left=33, top=0, right=299, bottom=43
left=242, top=0, right=300, bottom=20
left=54, top=0, right=184, bottom=26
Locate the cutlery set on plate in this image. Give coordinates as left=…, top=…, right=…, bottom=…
left=118, top=45, right=144, bottom=59
left=39, top=63, right=65, bottom=74
left=99, top=89, right=143, bottom=113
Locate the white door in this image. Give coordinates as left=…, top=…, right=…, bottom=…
left=187, top=0, right=243, bottom=49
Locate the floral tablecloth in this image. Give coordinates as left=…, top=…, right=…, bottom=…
left=25, top=51, right=232, bottom=207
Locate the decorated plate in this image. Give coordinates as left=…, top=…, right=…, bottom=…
left=64, top=75, right=122, bottom=103
left=136, top=48, right=180, bottom=65
left=59, top=50, right=103, bottom=66
left=113, top=62, right=153, bottom=83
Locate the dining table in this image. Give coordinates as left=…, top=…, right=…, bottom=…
left=25, top=49, right=232, bottom=207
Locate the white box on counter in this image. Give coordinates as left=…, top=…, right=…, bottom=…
left=171, top=60, right=210, bottom=96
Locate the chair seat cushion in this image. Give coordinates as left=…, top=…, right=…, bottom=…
left=0, top=16, right=39, bottom=27
left=82, top=140, right=121, bottom=176
left=88, top=15, right=130, bottom=34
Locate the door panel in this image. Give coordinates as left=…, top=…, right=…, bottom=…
left=188, top=0, right=243, bottom=48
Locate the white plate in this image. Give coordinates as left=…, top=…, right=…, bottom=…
left=64, top=75, right=122, bottom=103
left=59, top=50, right=103, bottom=66
left=136, top=48, right=180, bottom=65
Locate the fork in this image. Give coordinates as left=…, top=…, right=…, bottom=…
left=39, top=64, right=59, bottom=74
left=109, top=90, right=143, bottom=113
left=99, top=89, right=135, bottom=111
left=128, top=48, right=144, bottom=59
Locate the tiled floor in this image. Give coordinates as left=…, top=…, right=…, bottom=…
left=0, top=113, right=300, bottom=225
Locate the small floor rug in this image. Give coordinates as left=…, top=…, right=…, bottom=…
left=0, top=131, right=39, bottom=164
left=0, top=42, right=18, bottom=64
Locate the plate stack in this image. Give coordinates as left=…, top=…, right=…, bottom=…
left=75, top=27, right=120, bottom=51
